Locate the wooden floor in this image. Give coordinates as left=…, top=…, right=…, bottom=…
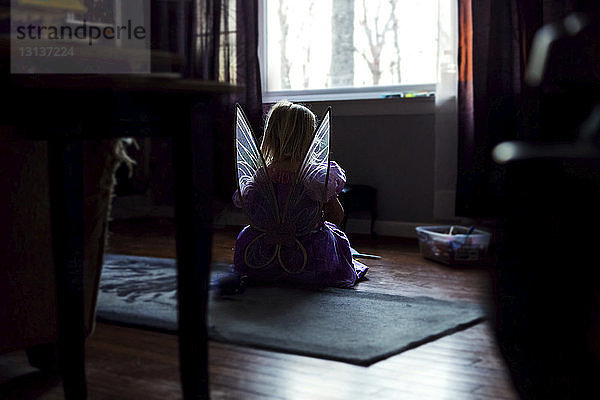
left=0, top=218, right=519, bottom=399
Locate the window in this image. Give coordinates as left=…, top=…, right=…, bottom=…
left=260, top=0, right=440, bottom=101
left=65, top=0, right=127, bottom=48
left=67, top=0, right=117, bottom=26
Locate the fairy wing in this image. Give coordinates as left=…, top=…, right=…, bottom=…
left=282, top=107, right=331, bottom=236
left=235, top=104, right=280, bottom=230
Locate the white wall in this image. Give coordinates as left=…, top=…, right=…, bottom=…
left=112, top=96, right=461, bottom=237
left=307, top=98, right=439, bottom=229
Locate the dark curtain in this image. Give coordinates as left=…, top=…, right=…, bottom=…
left=455, top=0, right=596, bottom=217
left=189, top=0, right=263, bottom=200
left=458, top=3, right=600, bottom=398
left=152, top=0, right=263, bottom=201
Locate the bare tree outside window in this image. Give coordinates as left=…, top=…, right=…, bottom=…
left=355, top=0, right=398, bottom=85
left=265, top=0, right=438, bottom=93
left=330, top=0, right=354, bottom=88
left=390, top=0, right=402, bottom=83
left=302, top=0, right=316, bottom=88
left=278, top=0, right=291, bottom=89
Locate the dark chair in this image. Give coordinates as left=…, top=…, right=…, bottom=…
left=338, top=184, right=377, bottom=237
left=0, top=137, right=125, bottom=372
left=491, top=13, right=600, bottom=399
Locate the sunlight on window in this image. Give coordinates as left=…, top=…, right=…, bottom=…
left=264, top=0, right=439, bottom=93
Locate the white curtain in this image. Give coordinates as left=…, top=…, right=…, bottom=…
left=433, top=0, right=459, bottom=220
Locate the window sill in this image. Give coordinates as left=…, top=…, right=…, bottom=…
left=263, top=89, right=434, bottom=102
left=263, top=95, right=436, bottom=117
left=262, top=85, right=436, bottom=116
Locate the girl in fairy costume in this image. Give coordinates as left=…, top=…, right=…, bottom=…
left=233, top=100, right=368, bottom=288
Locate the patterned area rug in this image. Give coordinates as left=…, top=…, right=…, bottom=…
left=97, top=253, right=486, bottom=365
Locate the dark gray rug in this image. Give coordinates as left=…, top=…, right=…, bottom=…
left=97, top=253, right=486, bottom=365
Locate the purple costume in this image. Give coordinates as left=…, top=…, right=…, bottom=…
left=232, top=161, right=368, bottom=288
left=233, top=105, right=367, bottom=288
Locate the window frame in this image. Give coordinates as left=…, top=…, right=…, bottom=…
left=258, top=0, right=437, bottom=103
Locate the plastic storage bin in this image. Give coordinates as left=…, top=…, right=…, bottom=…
left=415, top=225, right=491, bottom=265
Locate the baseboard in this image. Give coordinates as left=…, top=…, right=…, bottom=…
left=112, top=198, right=439, bottom=239
left=344, top=219, right=427, bottom=238
left=214, top=207, right=429, bottom=238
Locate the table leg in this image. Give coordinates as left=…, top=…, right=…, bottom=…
left=173, top=101, right=213, bottom=399
left=48, top=137, right=87, bottom=399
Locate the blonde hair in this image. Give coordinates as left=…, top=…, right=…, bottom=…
left=260, top=100, right=316, bottom=166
